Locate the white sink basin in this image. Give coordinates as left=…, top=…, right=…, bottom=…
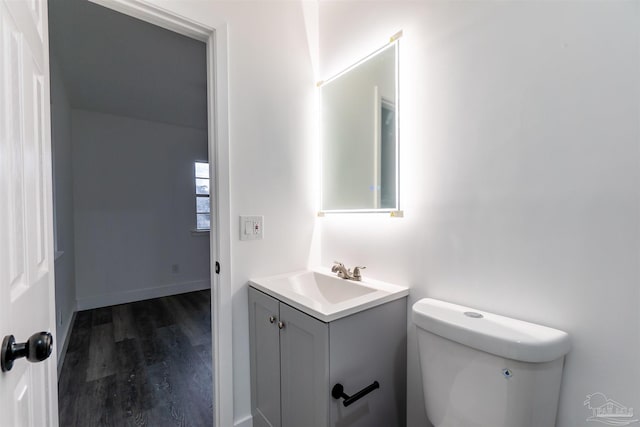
left=249, top=268, right=408, bottom=322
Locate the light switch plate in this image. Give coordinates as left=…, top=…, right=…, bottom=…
left=239, top=215, right=263, bottom=241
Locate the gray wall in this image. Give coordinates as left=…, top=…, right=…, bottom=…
left=317, top=1, right=640, bottom=426
left=71, top=109, right=210, bottom=309
left=50, top=55, right=77, bottom=360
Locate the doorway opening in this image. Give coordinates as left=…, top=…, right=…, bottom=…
left=48, top=0, right=229, bottom=424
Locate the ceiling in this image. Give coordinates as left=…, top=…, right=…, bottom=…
left=49, top=0, right=207, bottom=130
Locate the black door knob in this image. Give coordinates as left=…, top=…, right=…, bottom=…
left=1, top=332, right=53, bottom=372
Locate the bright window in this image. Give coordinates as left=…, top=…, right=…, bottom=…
left=195, top=161, right=210, bottom=230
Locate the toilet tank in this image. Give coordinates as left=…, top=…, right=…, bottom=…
left=412, top=299, right=570, bottom=427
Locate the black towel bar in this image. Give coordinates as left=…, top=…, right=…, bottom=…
left=331, top=381, right=380, bottom=407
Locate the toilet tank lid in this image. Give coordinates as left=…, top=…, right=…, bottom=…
left=412, top=298, right=570, bottom=363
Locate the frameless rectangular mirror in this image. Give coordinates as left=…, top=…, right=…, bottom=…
left=320, top=39, right=399, bottom=212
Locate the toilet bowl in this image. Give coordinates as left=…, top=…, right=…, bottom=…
left=412, top=298, right=570, bottom=427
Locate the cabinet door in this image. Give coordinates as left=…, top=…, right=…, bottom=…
left=279, top=303, right=329, bottom=427
left=249, top=288, right=282, bottom=427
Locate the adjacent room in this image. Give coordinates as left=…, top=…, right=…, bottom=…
left=48, top=0, right=213, bottom=424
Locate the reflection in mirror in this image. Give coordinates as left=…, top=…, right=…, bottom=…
left=321, top=41, right=398, bottom=212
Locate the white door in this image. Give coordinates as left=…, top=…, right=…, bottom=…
left=0, top=0, right=58, bottom=426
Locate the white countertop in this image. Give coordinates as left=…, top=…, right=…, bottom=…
left=249, top=268, right=408, bottom=322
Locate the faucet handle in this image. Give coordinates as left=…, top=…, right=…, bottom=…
left=331, top=261, right=344, bottom=273
left=352, top=266, right=366, bottom=280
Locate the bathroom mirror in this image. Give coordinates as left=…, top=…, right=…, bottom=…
left=320, top=40, right=399, bottom=212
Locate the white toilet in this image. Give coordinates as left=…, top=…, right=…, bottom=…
left=412, top=298, right=570, bottom=427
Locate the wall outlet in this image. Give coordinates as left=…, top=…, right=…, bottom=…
left=172, top=264, right=180, bottom=274
left=239, top=215, right=263, bottom=241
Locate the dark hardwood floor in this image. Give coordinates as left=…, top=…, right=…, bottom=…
left=58, top=290, right=213, bottom=427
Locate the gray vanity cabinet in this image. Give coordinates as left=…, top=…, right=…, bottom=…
left=249, top=288, right=329, bottom=427
left=279, top=303, right=329, bottom=426
left=249, top=286, right=407, bottom=427
left=249, top=288, right=283, bottom=427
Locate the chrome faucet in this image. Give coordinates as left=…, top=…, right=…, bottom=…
left=331, top=261, right=366, bottom=281
left=331, top=261, right=352, bottom=279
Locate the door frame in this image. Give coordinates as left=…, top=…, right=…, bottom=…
left=85, top=1, right=233, bottom=426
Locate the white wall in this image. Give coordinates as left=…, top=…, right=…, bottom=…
left=108, top=2, right=640, bottom=426
left=71, top=109, right=211, bottom=309
left=50, top=55, right=77, bottom=361
left=318, top=1, right=640, bottom=426
left=96, top=2, right=318, bottom=424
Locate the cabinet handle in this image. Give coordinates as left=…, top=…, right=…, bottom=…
left=331, top=381, right=380, bottom=407
left=269, top=315, right=276, bottom=324
left=278, top=321, right=285, bottom=329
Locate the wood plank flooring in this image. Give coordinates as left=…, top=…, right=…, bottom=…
left=58, top=290, right=213, bottom=427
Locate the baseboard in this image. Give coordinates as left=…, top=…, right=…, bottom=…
left=234, top=415, right=253, bottom=427
left=76, top=279, right=210, bottom=311
left=57, top=310, right=77, bottom=377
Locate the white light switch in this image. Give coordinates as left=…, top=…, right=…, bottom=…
left=239, top=216, right=263, bottom=241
